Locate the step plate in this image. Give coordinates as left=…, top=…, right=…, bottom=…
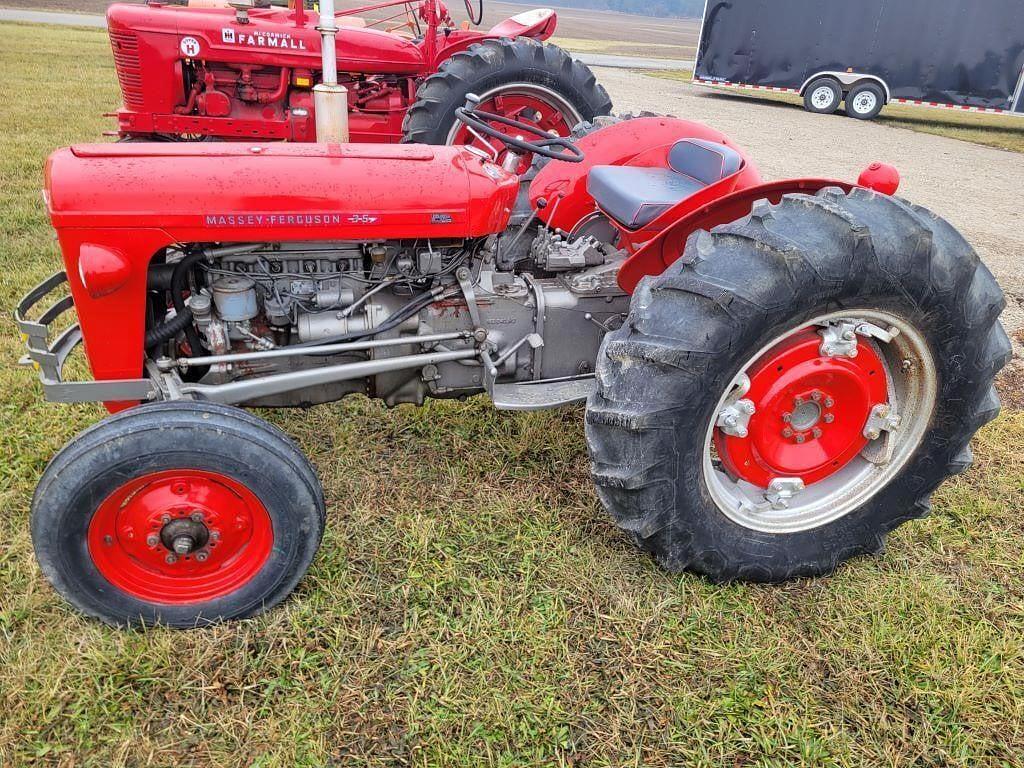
left=491, top=376, right=597, bottom=411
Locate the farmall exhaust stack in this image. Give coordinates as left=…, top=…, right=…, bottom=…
left=313, top=0, right=350, bottom=142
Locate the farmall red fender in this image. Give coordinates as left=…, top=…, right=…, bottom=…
left=44, top=142, right=518, bottom=385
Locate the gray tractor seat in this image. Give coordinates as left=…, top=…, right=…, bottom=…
left=586, top=139, right=742, bottom=229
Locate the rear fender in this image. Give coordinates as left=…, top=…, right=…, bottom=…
left=528, top=116, right=759, bottom=235
left=488, top=8, right=558, bottom=40
left=617, top=179, right=855, bottom=293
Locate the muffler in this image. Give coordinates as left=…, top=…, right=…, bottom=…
left=314, top=0, right=350, bottom=142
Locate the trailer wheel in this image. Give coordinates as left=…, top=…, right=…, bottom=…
left=846, top=82, right=886, bottom=119
left=31, top=402, right=325, bottom=627
left=586, top=187, right=1008, bottom=582
left=802, top=77, right=842, bottom=114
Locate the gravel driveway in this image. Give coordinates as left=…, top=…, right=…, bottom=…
left=596, top=69, right=1024, bottom=346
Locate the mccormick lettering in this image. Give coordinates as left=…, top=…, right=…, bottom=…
left=221, top=28, right=307, bottom=50
left=204, top=214, right=380, bottom=227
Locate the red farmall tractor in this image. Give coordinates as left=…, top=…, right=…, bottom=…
left=106, top=0, right=611, bottom=158
left=18, top=105, right=1008, bottom=627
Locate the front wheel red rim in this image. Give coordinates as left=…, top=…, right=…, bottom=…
left=87, top=469, right=273, bottom=604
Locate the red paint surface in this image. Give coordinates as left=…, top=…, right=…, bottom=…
left=87, top=469, right=273, bottom=604
left=715, top=330, right=890, bottom=489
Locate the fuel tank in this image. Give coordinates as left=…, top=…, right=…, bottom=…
left=45, top=142, right=518, bottom=241
left=106, top=2, right=427, bottom=77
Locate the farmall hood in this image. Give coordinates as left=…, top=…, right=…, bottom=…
left=45, top=142, right=518, bottom=242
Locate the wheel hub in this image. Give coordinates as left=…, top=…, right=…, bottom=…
left=159, top=516, right=209, bottom=556
left=87, top=469, right=273, bottom=604
left=715, top=329, right=890, bottom=488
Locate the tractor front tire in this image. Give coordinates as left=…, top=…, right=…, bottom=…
left=586, top=187, right=1009, bottom=582
left=402, top=37, right=612, bottom=148
left=31, top=402, right=325, bottom=627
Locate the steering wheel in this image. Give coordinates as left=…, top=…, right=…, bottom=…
left=464, top=0, right=483, bottom=25
left=454, top=96, right=584, bottom=163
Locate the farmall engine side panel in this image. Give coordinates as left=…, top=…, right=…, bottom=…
left=108, top=3, right=426, bottom=75
left=45, top=143, right=517, bottom=385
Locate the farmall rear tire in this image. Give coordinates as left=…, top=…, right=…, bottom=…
left=585, top=187, right=1009, bottom=582
left=401, top=38, right=612, bottom=148
left=31, top=402, right=325, bottom=627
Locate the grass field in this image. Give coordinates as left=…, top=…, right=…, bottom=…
left=1, top=22, right=1023, bottom=767
left=648, top=71, right=1024, bottom=155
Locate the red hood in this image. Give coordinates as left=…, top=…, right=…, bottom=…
left=46, top=142, right=518, bottom=241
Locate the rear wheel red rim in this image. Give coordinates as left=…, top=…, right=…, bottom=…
left=87, top=469, right=273, bottom=604
left=715, top=329, right=889, bottom=487
left=446, top=84, right=581, bottom=172
left=703, top=309, right=938, bottom=533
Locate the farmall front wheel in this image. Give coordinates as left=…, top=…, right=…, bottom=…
left=31, top=402, right=325, bottom=627
left=402, top=38, right=612, bottom=171
left=586, top=187, right=1010, bottom=581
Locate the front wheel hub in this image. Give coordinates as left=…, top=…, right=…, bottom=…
left=87, top=469, right=273, bottom=604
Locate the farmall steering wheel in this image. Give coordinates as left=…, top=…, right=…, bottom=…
left=464, top=0, right=483, bottom=25
left=455, top=94, right=584, bottom=163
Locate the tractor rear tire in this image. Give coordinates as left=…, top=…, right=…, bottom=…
left=586, top=187, right=1009, bottom=582
left=402, top=38, right=612, bottom=149
left=31, top=402, right=325, bottom=627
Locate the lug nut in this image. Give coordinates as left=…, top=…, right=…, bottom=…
left=812, top=427, right=822, bottom=438
left=782, top=412, right=792, bottom=423
left=160, top=514, right=171, bottom=524
left=195, top=551, right=209, bottom=563
left=823, top=413, right=835, bottom=424
left=782, top=428, right=793, bottom=437
left=147, top=534, right=159, bottom=547
left=810, top=391, right=822, bottom=402
left=824, top=397, right=834, bottom=408
left=164, top=553, right=177, bottom=565
left=794, top=396, right=804, bottom=406
left=795, top=433, right=806, bottom=444
left=190, top=511, right=204, bottom=522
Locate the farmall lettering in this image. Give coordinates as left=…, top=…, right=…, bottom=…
left=221, top=27, right=306, bottom=50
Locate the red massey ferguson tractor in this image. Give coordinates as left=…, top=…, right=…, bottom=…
left=106, top=0, right=612, bottom=157
left=18, top=107, right=1009, bottom=627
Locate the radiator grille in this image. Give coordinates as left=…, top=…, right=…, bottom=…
left=109, top=31, right=144, bottom=109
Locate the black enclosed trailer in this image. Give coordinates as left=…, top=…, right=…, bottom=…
left=693, top=0, right=1024, bottom=119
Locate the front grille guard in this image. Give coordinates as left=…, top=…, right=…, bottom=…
left=15, top=271, right=157, bottom=403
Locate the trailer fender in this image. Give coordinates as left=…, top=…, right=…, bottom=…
left=799, top=71, right=891, bottom=102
